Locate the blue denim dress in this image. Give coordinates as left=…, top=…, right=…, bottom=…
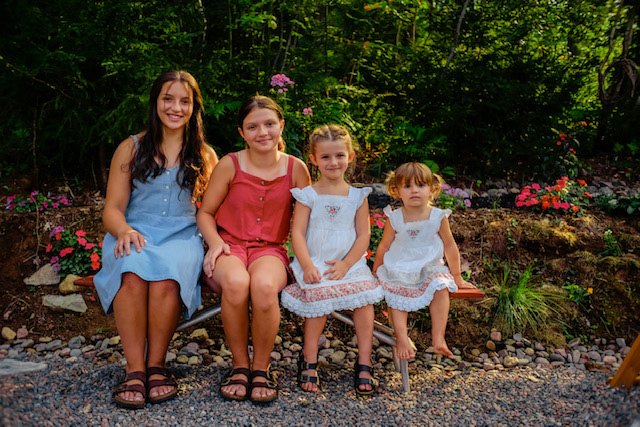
left=94, top=136, right=203, bottom=318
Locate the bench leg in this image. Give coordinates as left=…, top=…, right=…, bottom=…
left=176, top=304, right=222, bottom=332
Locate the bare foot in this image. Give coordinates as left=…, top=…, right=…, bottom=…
left=148, top=372, right=175, bottom=399
left=457, top=280, right=476, bottom=289
left=118, top=378, right=145, bottom=403
left=221, top=370, right=249, bottom=399
left=396, top=335, right=416, bottom=360
left=433, top=339, right=454, bottom=358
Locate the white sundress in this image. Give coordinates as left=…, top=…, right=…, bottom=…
left=281, top=186, right=383, bottom=318
left=376, top=205, right=458, bottom=312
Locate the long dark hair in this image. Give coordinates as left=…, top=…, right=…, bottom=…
left=237, top=95, right=286, bottom=151
left=130, top=70, right=212, bottom=201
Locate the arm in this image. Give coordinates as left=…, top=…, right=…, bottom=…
left=291, top=156, right=312, bottom=189
left=372, top=219, right=396, bottom=277
left=102, top=137, right=146, bottom=259
left=324, top=199, right=372, bottom=280
left=290, top=202, right=322, bottom=284
left=196, top=155, right=234, bottom=277
left=439, top=216, right=472, bottom=288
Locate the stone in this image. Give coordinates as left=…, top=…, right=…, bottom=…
left=1, top=327, right=16, bottom=341
left=486, top=340, right=496, bottom=351
left=16, top=328, right=29, bottom=339
left=587, top=351, right=602, bottom=362
left=534, top=342, right=545, bottom=351
left=58, top=275, right=83, bottom=294
left=602, top=355, right=617, bottom=365
left=330, top=350, right=346, bottom=363
left=0, top=359, right=48, bottom=375
left=165, top=352, right=177, bottom=363
left=108, top=336, right=121, bottom=346
left=555, top=348, right=567, bottom=358
left=535, top=357, right=550, bottom=365
left=70, top=349, right=82, bottom=358
left=42, top=294, right=87, bottom=313
left=218, top=345, right=232, bottom=358
left=490, top=331, right=502, bottom=341
left=176, top=355, right=189, bottom=364
left=59, top=348, right=71, bottom=357
left=270, top=351, right=281, bottom=362
left=189, top=328, right=209, bottom=342
left=616, top=338, right=626, bottom=349
left=68, top=336, right=84, bottom=349
left=483, top=362, right=495, bottom=371
left=376, top=347, right=392, bottom=360
left=289, top=343, right=302, bottom=352
left=551, top=361, right=565, bottom=368
left=45, top=339, right=63, bottom=351
left=568, top=337, right=581, bottom=347
left=24, top=263, right=60, bottom=286
left=19, top=339, right=34, bottom=348
left=188, top=356, right=200, bottom=365
left=274, top=335, right=282, bottom=345
left=525, top=348, right=535, bottom=356
left=503, top=356, right=519, bottom=368
left=513, top=333, right=523, bottom=342
left=471, top=349, right=481, bottom=357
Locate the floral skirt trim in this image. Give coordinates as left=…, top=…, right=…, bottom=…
left=281, top=281, right=384, bottom=318
left=380, top=273, right=458, bottom=312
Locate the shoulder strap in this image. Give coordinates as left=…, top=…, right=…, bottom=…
left=130, top=134, right=139, bottom=150
left=228, top=152, right=240, bottom=169
left=287, top=154, right=295, bottom=187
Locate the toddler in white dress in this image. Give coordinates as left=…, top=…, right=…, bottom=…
left=373, top=162, right=474, bottom=360
left=282, top=124, right=383, bottom=396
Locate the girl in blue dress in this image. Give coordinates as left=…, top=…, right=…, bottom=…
left=94, top=70, right=218, bottom=408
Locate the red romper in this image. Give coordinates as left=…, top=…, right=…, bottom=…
left=216, top=152, right=295, bottom=286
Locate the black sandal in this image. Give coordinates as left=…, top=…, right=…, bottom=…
left=146, top=367, right=178, bottom=404
left=220, top=367, right=251, bottom=401
left=298, top=357, right=321, bottom=392
left=354, top=363, right=379, bottom=397
left=250, top=369, right=278, bottom=404
left=113, top=370, right=147, bottom=409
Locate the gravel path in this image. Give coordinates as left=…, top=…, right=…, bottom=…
left=1, top=358, right=639, bottom=426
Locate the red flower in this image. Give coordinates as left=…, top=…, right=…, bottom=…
left=75, top=230, right=86, bottom=237
left=55, top=233, right=62, bottom=240
left=77, top=237, right=87, bottom=246
left=577, top=179, right=586, bottom=186
left=365, top=249, right=373, bottom=260
left=46, top=244, right=53, bottom=253
left=90, top=253, right=100, bottom=262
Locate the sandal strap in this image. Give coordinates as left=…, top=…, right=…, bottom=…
left=113, top=370, right=146, bottom=397
left=220, top=367, right=251, bottom=388
left=146, top=366, right=177, bottom=389
left=299, top=374, right=319, bottom=384
left=251, top=370, right=278, bottom=389
left=124, top=370, right=147, bottom=383
left=356, top=363, right=373, bottom=373
left=300, top=360, right=318, bottom=370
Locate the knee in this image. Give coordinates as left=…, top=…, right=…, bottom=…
left=250, top=279, right=280, bottom=312
left=151, top=280, right=179, bottom=299
left=120, top=273, right=147, bottom=294
left=221, top=276, right=250, bottom=307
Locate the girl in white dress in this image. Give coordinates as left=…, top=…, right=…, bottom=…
left=373, top=162, right=474, bottom=360
left=281, top=124, right=383, bottom=396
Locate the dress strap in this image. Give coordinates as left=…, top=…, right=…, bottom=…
left=228, top=152, right=240, bottom=170
left=286, top=154, right=294, bottom=187
left=130, top=134, right=139, bottom=150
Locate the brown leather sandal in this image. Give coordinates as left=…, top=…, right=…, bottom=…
left=250, top=369, right=278, bottom=404
left=354, top=363, right=379, bottom=397
left=113, top=370, right=147, bottom=409
left=220, top=367, right=251, bottom=401
left=146, top=366, right=178, bottom=404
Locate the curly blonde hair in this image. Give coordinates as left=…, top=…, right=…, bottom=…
left=385, top=162, right=442, bottom=203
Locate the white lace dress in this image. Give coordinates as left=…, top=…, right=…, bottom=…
left=376, top=205, right=458, bottom=312
left=281, top=186, right=383, bottom=318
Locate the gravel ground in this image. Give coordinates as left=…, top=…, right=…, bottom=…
left=1, top=358, right=639, bottom=426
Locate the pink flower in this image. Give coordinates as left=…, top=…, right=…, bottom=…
left=52, top=202, right=59, bottom=208
left=303, top=107, right=313, bottom=117
left=6, top=195, right=16, bottom=203
left=50, top=256, right=59, bottom=264
left=375, top=219, right=384, bottom=228
left=60, top=197, right=69, bottom=205
left=278, top=89, right=283, bottom=93
left=75, top=230, right=86, bottom=237
left=516, top=201, right=524, bottom=207
left=7, top=204, right=14, bottom=211
left=85, top=243, right=95, bottom=250
left=77, top=237, right=87, bottom=246
left=52, top=263, right=61, bottom=272
left=46, top=244, right=53, bottom=253
left=42, top=201, right=48, bottom=208
left=31, top=191, right=39, bottom=196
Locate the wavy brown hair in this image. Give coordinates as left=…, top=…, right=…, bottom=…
left=129, top=70, right=212, bottom=201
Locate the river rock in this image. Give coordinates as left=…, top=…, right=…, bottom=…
left=189, top=328, right=209, bottom=342
left=58, top=275, right=83, bottom=294
left=42, top=294, right=87, bottom=313
left=0, top=359, right=48, bottom=375
left=16, top=328, right=29, bottom=339
left=2, top=327, right=16, bottom=341
left=24, top=264, right=61, bottom=286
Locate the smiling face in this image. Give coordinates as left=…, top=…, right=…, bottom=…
left=156, top=81, right=193, bottom=133
left=238, top=107, right=284, bottom=152
left=397, top=178, right=434, bottom=208
left=309, top=138, right=355, bottom=180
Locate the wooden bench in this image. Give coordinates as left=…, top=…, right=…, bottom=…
left=75, top=275, right=485, bottom=392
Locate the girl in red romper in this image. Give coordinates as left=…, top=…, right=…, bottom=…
left=197, top=95, right=311, bottom=404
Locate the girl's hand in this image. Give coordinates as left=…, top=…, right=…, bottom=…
left=203, top=243, right=231, bottom=278
left=323, top=260, right=349, bottom=280
left=303, top=266, right=322, bottom=284
left=114, top=229, right=145, bottom=259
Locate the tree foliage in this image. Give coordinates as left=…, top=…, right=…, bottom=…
left=0, top=0, right=637, bottom=189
